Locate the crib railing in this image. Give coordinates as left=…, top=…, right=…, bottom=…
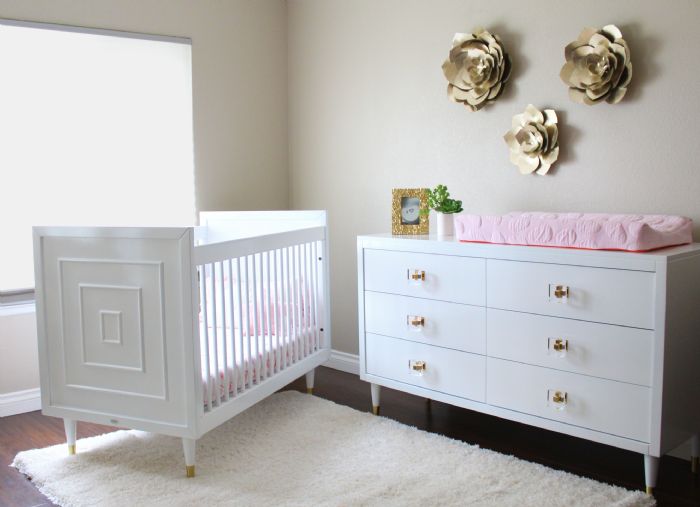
left=193, top=227, right=327, bottom=413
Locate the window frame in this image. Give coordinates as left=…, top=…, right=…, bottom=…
left=0, top=18, right=194, bottom=298
left=0, top=18, right=190, bottom=48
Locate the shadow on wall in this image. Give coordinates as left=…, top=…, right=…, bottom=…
left=551, top=109, right=582, bottom=170
left=618, top=22, right=660, bottom=102
left=489, top=23, right=528, bottom=102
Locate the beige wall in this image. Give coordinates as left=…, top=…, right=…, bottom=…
left=0, top=0, right=288, bottom=395
left=289, top=0, right=700, bottom=355
left=0, top=312, right=39, bottom=394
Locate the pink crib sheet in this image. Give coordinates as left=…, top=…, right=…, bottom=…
left=454, top=212, right=693, bottom=252
left=201, top=326, right=317, bottom=406
left=199, top=267, right=318, bottom=406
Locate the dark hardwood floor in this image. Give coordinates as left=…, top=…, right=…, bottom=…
left=1, top=366, right=699, bottom=506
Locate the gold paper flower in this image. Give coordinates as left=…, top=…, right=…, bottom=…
left=504, top=104, right=559, bottom=175
left=442, top=28, right=512, bottom=112
left=560, top=25, right=632, bottom=105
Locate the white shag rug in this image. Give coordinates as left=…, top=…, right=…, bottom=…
left=12, top=391, right=654, bottom=507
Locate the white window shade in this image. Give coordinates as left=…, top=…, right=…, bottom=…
left=0, top=21, right=195, bottom=292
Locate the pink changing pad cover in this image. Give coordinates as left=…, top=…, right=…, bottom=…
left=454, top=212, right=693, bottom=252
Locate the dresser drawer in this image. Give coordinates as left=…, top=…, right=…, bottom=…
left=363, top=249, right=485, bottom=305
left=366, top=333, right=485, bottom=402
left=487, top=259, right=655, bottom=329
left=487, top=358, right=651, bottom=442
left=365, top=291, right=485, bottom=354
left=487, top=309, right=653, bottom=386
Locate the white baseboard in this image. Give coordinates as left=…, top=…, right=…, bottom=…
left=0, top=388, right=41, bottom=417
left=324, top=349, right=359, bottom=375
left=669, top=440, right=691, bottom=461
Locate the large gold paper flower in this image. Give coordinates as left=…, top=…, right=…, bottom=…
left=442, top=28, right=511, bottom=112
left=560, top=25, right=632, bottom=105
left=504, top=104, right=559, bottom=175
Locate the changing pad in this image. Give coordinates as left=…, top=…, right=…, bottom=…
left=454, top=212, right=693, bottom=252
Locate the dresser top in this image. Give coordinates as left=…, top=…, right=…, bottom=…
left=357, top=234, right=700, bottom=272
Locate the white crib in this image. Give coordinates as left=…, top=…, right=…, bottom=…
left=33, top=210, right=330, bottom=477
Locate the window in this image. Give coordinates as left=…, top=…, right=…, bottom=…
left=0, top=20, right=195, bottom=294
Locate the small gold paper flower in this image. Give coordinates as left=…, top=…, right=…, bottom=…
left=504, top=104, right=559, bottom=175
left=442, top=28, right=512, bottom=112
left=560, top=25, right=632, bottom=105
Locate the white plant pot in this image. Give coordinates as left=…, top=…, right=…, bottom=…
left=436, top=212, right=454, bottom=237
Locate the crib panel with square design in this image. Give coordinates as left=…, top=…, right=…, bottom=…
left=33, top=210, right=330, bottom=476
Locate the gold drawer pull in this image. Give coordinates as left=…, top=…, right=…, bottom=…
left=548, top=389, right=568, bottom=411
left=409, top=360, right=426, bottom=373
left=409, top=269, right=426, bottom=281
left=553, top=285, right=569, bottom=299
left=549, top=284, right=570, bottom=303
left=551, top=338, right=569, bottom=352
left=553, top=339, right=567, bottom=352
left=552, top=391, right=567, bottom=404
left=408, top=316, right=425, bottom=327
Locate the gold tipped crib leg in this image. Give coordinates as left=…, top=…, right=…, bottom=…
left=372, top=405, right=380, bottom=415
left=186, top=465, right=195, bottom=478
left=645, top=486, right=653, bottom=495
left=64, top=418, right=77, bottom=456
left=692, top=457, right=699, bottom=474
left=305, top=369, right=315, bottom=396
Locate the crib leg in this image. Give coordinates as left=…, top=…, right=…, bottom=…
left=371, top=383, right=381, bottom=415
left=182, top=438, right=196, bottom=478
left=305, top=369, right=315, bottom=395
left=64, top=418, right=77, bottom=455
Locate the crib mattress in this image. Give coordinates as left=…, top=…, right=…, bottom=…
left=454, top=212, right=693, bottom=252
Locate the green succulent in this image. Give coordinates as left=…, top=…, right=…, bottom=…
left=424, top=184, right=463, bottom=214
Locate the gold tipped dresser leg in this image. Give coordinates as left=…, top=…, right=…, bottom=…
left=186, top=465, right=195, bottom=478
left=645, top=486, right=653, bottom=496
left=306, top=387, right=313, bottom=395
left=67, top=444, right=76, bottom=456
left=372, top=405, right=380, bottom=416
left=692, top=457, right=699, bottom=474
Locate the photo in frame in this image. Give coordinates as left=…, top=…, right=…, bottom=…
left=392, top=188, right=429, bottom=235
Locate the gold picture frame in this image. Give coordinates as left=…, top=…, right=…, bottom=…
left=392, top=188, right=429, bottom=235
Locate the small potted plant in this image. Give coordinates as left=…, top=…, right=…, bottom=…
left=424, top=184, right=463, bottom=237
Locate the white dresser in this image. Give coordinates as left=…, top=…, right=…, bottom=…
left=357, top=233, right=700, bottom=494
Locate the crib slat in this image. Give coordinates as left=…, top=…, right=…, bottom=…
left=295, top=244, right=303, bottom=361
left=210, top=263, right=220, bottom=406
left=265, top=251, right=273, bottom=375
left=236, top=257, right=246, bottom=391
left=279, top=248, right=288, bottom=368
left=304, top=243, right=313, bottom=355
left=242, top=255, right=252, bottom=389
left=304, top=243, right=310, bottom=357
left=228, top=259, right=238, bottom=398
left=299, top=244, right=305, bottom=359
left=260, top=252, right=270, bottom=379
left=272, top=249, right=281, bottom=372
left=219, top=262, right=229, bottom=403
left=285, top=247, right=292, bottom=368
left=306, top=242, right=313, bottom=354
left=252, top=254, right=261, bottom=385
left=200, top=266, right=212, bottom=412
left=285, top=246, right=293, bottom=365
left=289, top=245, right=297, bottom=362
left=312, top=241, right=320, bottom=352
left=301, top=243, right=309, bottom=358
